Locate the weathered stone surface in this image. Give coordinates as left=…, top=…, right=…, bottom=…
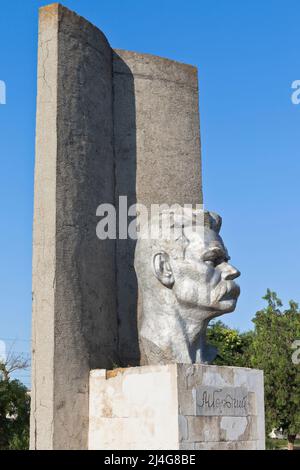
left=31, top=5, right=58, bottom=449
left=89, top=364, right=265, bottom=450
left=31, top=4, right=118, bottom=450
left=220, top=416, right=257, bottom=441
left=178, top=388, right=196, bottom=416
left=184, top=363, right=234, bottom=389
left=113, top=50, right=202, bottom=209
left=187, top=416, right=221, bottom=442
left=89, top=365, right=179, bottom=450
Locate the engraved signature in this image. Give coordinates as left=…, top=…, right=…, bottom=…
left=198, top=388, right=248, bottom=410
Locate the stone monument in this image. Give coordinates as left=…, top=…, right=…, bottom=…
left=31, top=3, right=265, bottom=450
left=88, top=209, right=265, bottom=450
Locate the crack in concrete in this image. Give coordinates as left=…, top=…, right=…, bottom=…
left=41, top=39, right=53, bottom=99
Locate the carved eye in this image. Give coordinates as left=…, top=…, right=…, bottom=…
left=204, top=250, right=229, bottom=267
left=206, top=257, right=223, bottom=267
left=205, top=260, right=215, bottom=267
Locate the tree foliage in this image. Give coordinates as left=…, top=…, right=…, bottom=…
left=251, top=289, right=300, bottom=444
left=208, top=321, right=253, bottom=367
left=208, top=290, right=300, bottom=448
left=0, top=356, right=30, bottom=450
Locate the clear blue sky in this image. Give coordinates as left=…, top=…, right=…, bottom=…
left=0, top=0, right=299, bottom=387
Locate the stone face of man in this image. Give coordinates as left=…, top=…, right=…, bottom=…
left=170, top=227, right=240, bottom=317
left=135, top=208, right=241, bottom=365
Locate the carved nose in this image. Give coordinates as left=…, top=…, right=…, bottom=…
left=223, top=264, right=240, bottom=281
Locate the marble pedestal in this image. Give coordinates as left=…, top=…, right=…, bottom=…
left=88, top=364, right=265, bottom=450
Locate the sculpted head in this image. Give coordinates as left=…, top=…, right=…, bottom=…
left=134, top=207, right=240, bottom=365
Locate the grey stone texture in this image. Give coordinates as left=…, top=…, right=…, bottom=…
left=31, top=4, right=118, bottom=450
left=88, top=364, right=265, bottom=450
left=177, top=364, right=265, bottom=450
left=31, top=4, right=202, bottom=449
left=113, top=49, right=202, bottom=209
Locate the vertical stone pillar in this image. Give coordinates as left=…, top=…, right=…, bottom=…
left=31, top=4, right=118, bottom=449
left=113, top=51, right=202, bottom=364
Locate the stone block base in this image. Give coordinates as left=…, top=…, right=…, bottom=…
left=88, top=364, right=265, bottom=450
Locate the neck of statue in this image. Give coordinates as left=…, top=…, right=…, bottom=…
left=140, top=290, right=215, bottom=364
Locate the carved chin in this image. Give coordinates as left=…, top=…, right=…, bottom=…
left=216, top=297, right=238, bottom=313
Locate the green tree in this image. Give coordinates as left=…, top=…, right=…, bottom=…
left=0, top=354, right=30, bottom=450
left=207, top=321, right=253, bottom=367
left=251, top=290, right=300, bottom=450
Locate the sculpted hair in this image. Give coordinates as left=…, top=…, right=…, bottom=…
left=135, top=207, right=223, bottom=264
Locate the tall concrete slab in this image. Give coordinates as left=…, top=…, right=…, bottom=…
left=31, top=4, right=118, bottom=449
left=114, top=50, right=202, bottom=208
left=31, top=3, right=202, bottom=449
left=113, top=51, right=202, bottom=364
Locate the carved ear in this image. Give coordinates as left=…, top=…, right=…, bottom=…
left=153, top=252, right=174, bottom=288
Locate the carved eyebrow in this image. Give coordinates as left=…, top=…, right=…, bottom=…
left=203, top=248, right=229, bottom=261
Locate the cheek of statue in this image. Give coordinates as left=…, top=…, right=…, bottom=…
left=172, top=260, right=216, bottom=308
left=207, top=268, right=227, bottom=305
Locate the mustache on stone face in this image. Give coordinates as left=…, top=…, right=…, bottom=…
left=213, top=281, right=240, bottom=302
